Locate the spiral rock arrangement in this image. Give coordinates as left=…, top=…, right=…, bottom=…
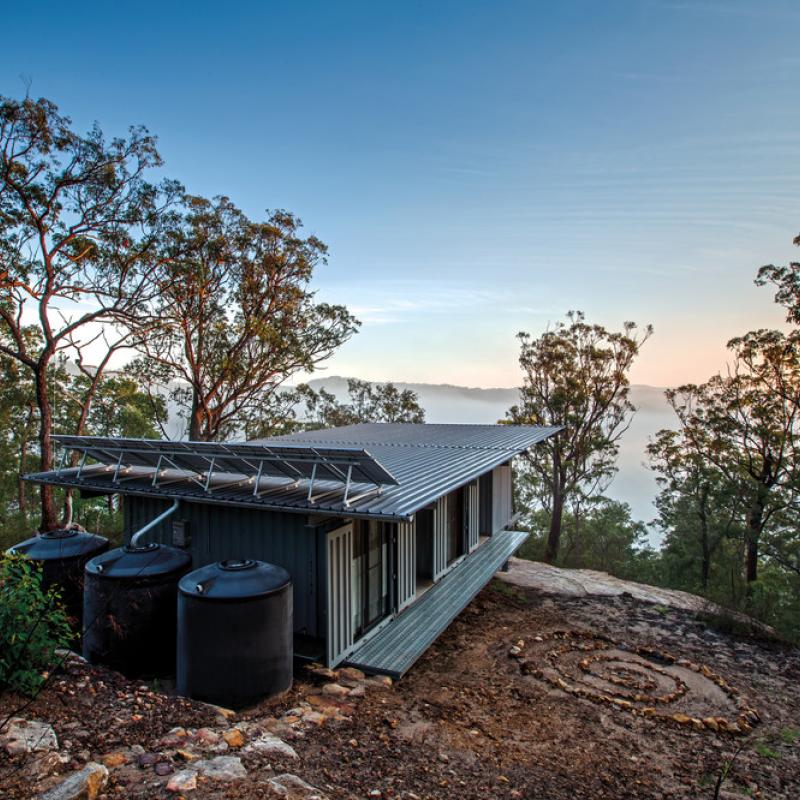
left=509, top=630, right=760, bottom=735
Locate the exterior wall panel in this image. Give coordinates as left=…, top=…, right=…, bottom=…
left=123, top=496, right=320, bottom=637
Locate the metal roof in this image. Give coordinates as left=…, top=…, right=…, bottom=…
left=24, top=423, right=559, bottom=523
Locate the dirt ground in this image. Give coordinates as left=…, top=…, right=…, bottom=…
left=1, top=577, right=799, bottom=799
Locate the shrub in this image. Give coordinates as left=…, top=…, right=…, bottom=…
left=0, top=553, right=74, bottom=696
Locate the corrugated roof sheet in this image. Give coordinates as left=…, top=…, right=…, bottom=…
left=24, top=423, right=559, bottom=522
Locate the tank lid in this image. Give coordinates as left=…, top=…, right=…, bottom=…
left=86, top=544, right=192, bottom=579
left=180, top=560, right=291, bottom=599
left=7, top=529, right=109, bottom=560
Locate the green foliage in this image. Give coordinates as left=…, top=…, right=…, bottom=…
left=755, top=230, right=800, bottom=324
left=518, top=497, right=651, bottom=580
left=293, top=379, right=426, bottom=431
left=509, top=311, right=651, bottom=562
left=131, top=195, right=359, bottom=441
left=665, top=328, right=800, bottom=586
left=82, top=372, right=168, bottom=439
left=0, top=553, right=73, bottom=696
left=0, top=93, right=175, bottom=530
left=753, top=742, right=780, bottom=760
left=779, top=728, right=799, bottom=744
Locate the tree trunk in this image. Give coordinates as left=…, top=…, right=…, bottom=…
left=697, top=485, right=710, bottom=592
left=17, top=415, right=31, bottom=516
left=35, top=364, right=58, bottom=532
left=544, top=451, right=564, bottom=563
left=189, top=390, right=205, bottom=440
left=745, top=488, right=766, bottom=586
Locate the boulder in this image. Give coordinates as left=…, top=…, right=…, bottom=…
left=223, top=728, right=245, bottom=748
left=1, top=718, right=58, bottom=755
left=40, top=762, right=109, bottom=800
left=321, top=683, right=350, bottom=697
left=244, top=733, right=298, bottom=759
left=167, top=770, right=198, bottom=793
left=267, top=772, right=329, bottom=798
left=195, top=755, right=247, bottom=780
left=100, top=751, right=129, bottom=768
left=305, top=664, right=338, bottom=681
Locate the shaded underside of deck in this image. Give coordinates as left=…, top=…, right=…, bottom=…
left=344, top=529, right=529, bottom=678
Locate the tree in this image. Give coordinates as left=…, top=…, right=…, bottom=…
left=296, top=379, right=425, bottom=430
left=0, top=95, right=172, bottom=530
left=518, top=497, right=649, bottom=578
left=666, top=328, right=800, bottom=586
left=132, top=196, right=359, bottom=441
left=648, top=428, right=742, bottom=592
left=0, top=330, right=40, bottom=520
left=83, top=372, right=168, bottom=440
left=755, top=230, right=800, bottom=323
left=508, top=311, right=651, bottom=563
left=241, top=379, right=426, bottom=439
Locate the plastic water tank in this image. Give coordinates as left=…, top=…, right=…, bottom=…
left=177, top=559, right=293, bottom=708
left=83, top=543, right=192, bottom=677
left=7, top=530, right=109, bottom=630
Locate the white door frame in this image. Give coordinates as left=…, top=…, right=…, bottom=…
left=326, top=522, right=354, bottom=666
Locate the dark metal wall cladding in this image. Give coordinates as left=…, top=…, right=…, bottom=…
left=82, top=545, right=192, bottom=677
left=177, top=568, right=293, bottom=708
left=123, top=497, right=321, bottom=637
left=7, top=531, right=109, bottom=630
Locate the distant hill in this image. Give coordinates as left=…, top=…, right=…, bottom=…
left=306, top=377, right=678, bottom=532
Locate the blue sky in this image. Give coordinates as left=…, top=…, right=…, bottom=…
left=3, top=0, right=799, bottom=387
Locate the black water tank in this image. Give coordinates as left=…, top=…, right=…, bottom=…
left=177, top=559, right=293, bottom=708
left=83, top=543, right=192, bottom=677
left=7, top=530, right=109, bottom=630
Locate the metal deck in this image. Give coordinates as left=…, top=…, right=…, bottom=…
left=344, top=529, right=529, bottom=678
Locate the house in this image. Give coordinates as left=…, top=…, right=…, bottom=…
left=25, top=423, right=559, bottom=678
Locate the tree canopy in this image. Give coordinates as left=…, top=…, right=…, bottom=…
left=0, top=94, right=173, bottom=529
left=508, top=311, right=651, bottom=562
left=131, top=195, right=359, bottom=441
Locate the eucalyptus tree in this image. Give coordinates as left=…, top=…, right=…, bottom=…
left=132, top=196, right=359, bottom=441
left=291, top=378, right=425, bottom=431
left=0, top=328, right=40, bottom=520
left=0, top=95, right=173, bottom=530
left=667, top=328, right=800, bottom=586
left=755, top=229, right=800, bottom=322
left=508, top=311, right=651, bottom=562
left=648, top=427, right=742, bottom=591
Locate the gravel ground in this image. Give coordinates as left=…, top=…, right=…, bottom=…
left=1, top=576, right=798, bottom=799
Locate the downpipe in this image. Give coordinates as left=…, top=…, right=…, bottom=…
left=129, top=499, right=181, bottom=548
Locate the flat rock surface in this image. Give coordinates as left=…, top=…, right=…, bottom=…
left=501, top=557, right=750, bottom=612
left=1, top=573, right=798, bottom=798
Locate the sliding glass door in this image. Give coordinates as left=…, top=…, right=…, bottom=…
left=446, top=487, right=467, bottom=565
left=352, top=520, right=391, bottom=638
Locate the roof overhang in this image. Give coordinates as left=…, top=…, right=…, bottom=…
left=23, top=426, right=562, bottom=522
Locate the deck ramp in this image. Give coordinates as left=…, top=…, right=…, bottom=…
left=344, top=529, right=529, bottom=678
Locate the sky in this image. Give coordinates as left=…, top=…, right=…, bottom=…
left=3, top=0, right=799, bottom=389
